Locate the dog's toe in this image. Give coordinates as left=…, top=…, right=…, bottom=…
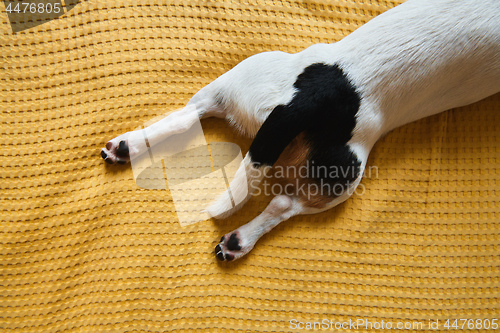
left=101, top=149, right=115, bottom=164
left=215, top=244, right=225, bottom=261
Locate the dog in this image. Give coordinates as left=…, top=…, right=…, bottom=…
left=101, top=0, right=500, bottom=262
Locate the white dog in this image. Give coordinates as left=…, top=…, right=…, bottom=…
left=102, top=0, right=500, bottom=261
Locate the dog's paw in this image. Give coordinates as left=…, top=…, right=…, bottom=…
left=101, top=140, right=130, bottom=165
left=214, top=231, right=254, bottom=262
left=101, top=131, right=142, bottom=165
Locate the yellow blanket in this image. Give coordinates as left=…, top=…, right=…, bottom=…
left=1, top=0, right=499, bottom=331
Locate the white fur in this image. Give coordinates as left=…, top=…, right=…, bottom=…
left=105, top=0, right=500, bottom=260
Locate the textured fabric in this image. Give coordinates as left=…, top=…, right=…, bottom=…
left=1, top=0, right=499, bottom=332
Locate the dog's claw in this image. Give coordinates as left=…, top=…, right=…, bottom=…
left=215, top=244, right=225, bottom=261
left=101, top=149, right=114, bottom=164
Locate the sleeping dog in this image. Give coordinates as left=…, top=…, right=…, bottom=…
left=101, top=0, right=500, bottom=261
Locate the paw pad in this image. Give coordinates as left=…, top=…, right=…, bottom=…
left=215, top=232, right=243, bottom=261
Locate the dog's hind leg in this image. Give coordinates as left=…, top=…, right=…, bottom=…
left=212, top=131, right=365, bottom=261
left=214, top=195, right=304, bottom=261
left=101, top=84, right=225, bottom=165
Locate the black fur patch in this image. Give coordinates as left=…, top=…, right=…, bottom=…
left=226, top=233, right=241, bottom=251
left=249, top=63, right=362, bottom=195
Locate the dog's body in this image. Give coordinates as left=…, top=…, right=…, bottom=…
left=102, top=0, right=500, bottom=261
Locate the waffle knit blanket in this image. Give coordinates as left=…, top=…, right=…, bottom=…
left=1, top=0, right=499, bottom=332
